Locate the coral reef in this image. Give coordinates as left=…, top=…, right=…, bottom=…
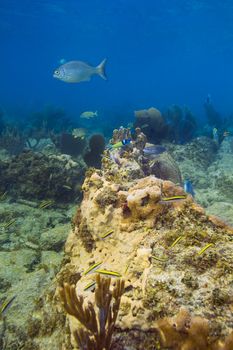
left=30, top=105, right=72, bottom=135
left=102, top=127, right=182, bottom=185
left=169, top=135, right=233, bottom=225
left=134, top=106, right=197, bottom=144
left=134, top=107, right=167, bottom=142
left=156, top=308, right=233, bottom=350
left=204, top=100, right=222, bottom=128
left=56, top=132, right=87, bottom=157
left=48, top=154, right=233, bottom=349
left=84, top=134, right=105, bottom=168
left=59, top=274, right=125, bottom=350
left=2, top=127, right=232, bottom=349
left=0, top=150, right=86, bottom=202
left=165, top=105, right=197, bottom=143
left=0, top=126, right=26, bottom=155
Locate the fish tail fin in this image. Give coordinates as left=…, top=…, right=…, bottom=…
left=97, top=58, right=107, bottom=80
left=95, top=111, right=98, bottom=116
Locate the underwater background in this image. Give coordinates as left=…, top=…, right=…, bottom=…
left=1, top=1, right=233, bottom=350
left=2, top=0, right=233, bottom=122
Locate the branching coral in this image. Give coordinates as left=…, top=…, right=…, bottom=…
left=59, top=274, right=125, bottom=350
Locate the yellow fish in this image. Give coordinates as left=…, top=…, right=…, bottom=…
left=170, top=236, right=183, bottom=248
left=197, top=243, right=214, bottom=256
left=83, top=262, right=102, bottom=276
left=80, top=111, right=98, bottom=119
left=161, top=195, right=187, bottom=202
left=84, top=281, right=96, bottom=291
left=72, top=128, right=87, bottom=139
left=151, top=255, right=168, bottom=262
left=0, top=191, right=7, bottom=201
left=95, top=269, right=122, bottom=277
left=3, top=219, right=16, bottom=229
left=100, top=229, right=114, bottom=239
left=39, top=200, right=54, bottom=209
left=0, top=295, right=16, bottom=316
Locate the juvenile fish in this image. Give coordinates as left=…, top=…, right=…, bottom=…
left=197, top=243, right=214, bottom=255
left=0, top=191, right=7, bottom=201
left=3, top=219, right=16, bottom=229
left=151, top=255, right=168, bottom=262
left=83, top=262, right=102, bottom=276
left=170, top=236, right=183, bottom=248
left=160, top=195, right=187, bottom=202
left=84, top=281, right=96, bottom=291
left=100, top=229, right=114, bottom=239
left=0, top=295, right=16, bottom=316
left=53, top=59, right=107, bottom=83
left=39, top=200, right=54, bottom=209
left=95, top=269, right=122, bottom=277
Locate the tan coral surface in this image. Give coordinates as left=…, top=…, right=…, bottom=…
left=58, top=170, right=233, bottom=349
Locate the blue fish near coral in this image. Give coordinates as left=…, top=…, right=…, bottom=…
left=143, top=145, right=166, bottom=156
left=184, top=179, right=195, bottom=197
left=108, top=138, right=131, bottom=150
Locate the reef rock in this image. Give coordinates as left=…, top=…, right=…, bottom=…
left=21, top=130, right=233, bottom=350
left=47, top=165, right=233, bottom=350
left=0, top=150, right=86, bottom=202
left=134, top=107, right=167, bottom=142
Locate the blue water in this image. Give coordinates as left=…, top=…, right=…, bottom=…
left=1, top=0, right=233, bottom=126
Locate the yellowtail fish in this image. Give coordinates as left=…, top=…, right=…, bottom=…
left=125, top=263, right=130, bottom=274
left=83, top=262, right=102, bottom=276
left=0, top=295, right=16, bottom=316
left=39, top=200, right=54, bottom=209
left=95, top=269, right=122, bottom=277
left=100, top=229, right=114, bottom=239
left=80, top=111, right=98, bottom=119
left=0, top=191, right=7, bottom=201
left=3, top=219, right=16, bottom=229
left=197, top=243, right=214, bottom=256
left=170, top=236, right=183, bottom=248
left=151, top=255, right=168, bottom=262
left=161, top=195, right=187, bottom=202
left=84, top=281, right=96, bottom=291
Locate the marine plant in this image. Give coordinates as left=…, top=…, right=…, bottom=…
left=0, top=126, right=26, bottom=155
left=204, top=100, right=222, bottom=128
left=30, top=105, right=72, bottom=135
left=59, top=274, right=125, bottom=350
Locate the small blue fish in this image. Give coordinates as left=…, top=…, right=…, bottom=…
left=184, top=179, right=195, bottom=197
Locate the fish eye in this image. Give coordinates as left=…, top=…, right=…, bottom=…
left=55, top=70, right=59, bottom=75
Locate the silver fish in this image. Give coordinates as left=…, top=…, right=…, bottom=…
left=143, top=145, right=166, bottom=156
left=53, top=59, right=107, bottom=83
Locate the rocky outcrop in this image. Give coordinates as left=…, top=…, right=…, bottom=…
left=53, top=167, right=233, bottom=349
